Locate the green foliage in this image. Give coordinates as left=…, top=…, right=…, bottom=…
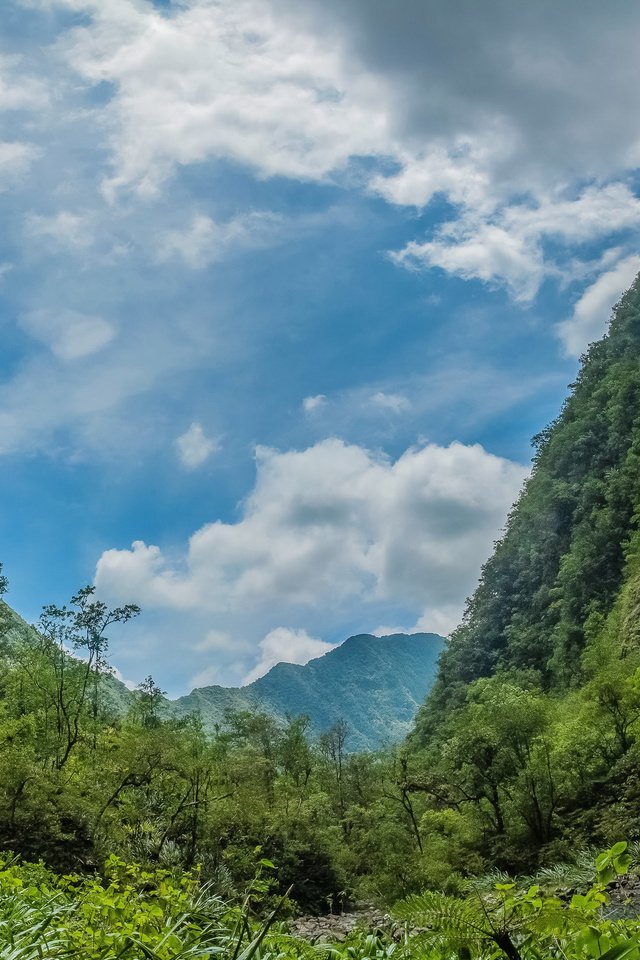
left=0, top=853, right=292, bottom=959
left=0, top=577, right=443, bottom=909
left=1, top=846, right=639, bottom=960
left=394, top=845, right=640, bottom=960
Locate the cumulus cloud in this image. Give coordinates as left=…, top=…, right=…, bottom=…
left=280, top=0, right=640, bottom=196
left=396, top=223, right=543, bottom=302
left=54, top=0, right=393, bottom=197
left=19, top=308, right=115, bottom=361
left=50, top=0, right=640, bottom=203
left=176, top=422, right=219, bottom=469
left=243, top=627, right=336, bottom=684
left=303, top=395, right=327, bottom=413
left=95, top=438, right=527, bottom=686
left=558, top=255, right=640, bottom=357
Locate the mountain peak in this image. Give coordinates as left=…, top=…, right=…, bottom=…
left=173, top=631, right=444, bottom=750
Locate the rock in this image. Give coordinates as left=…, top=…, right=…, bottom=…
left=288, top=906, right=394, bottom=943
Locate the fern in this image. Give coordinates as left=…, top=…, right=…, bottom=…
left=394, top=890, right=494, bottom=948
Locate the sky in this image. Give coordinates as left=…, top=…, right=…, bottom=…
left=1, top=0, right=640, bottom=695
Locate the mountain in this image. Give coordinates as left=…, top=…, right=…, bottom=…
left=172, top=632, right=444, bottom=750
left=0, top=589, right=444, bottom=750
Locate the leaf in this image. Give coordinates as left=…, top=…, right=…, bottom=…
left=611, top=842, right=628, bottom=857
left=597, top=940, right=640, bottom=960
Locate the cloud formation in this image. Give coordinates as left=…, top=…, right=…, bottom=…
left=393, top=184, right=640, bottom=302
left=158, top=212, right=282, bottom=269
left=2, top=0, right=640, bottom=695
left=0, top=141, right=39, bottom=181
left=303, top=395, right=327, bottom=414
left=369, top=392, right=411, bottom=414
left=95, top=438, right=527, bottom=687
left=19, top=309, right=115, bottom=361
left=176, top=422, right=219, bottom=469
left=558, top=255, right=640, bottom=357
left=54, top=0, right=393, bottom=196
left=38, top=0, right=640, bottom=321
left=243, top=627, right=336, bottom=684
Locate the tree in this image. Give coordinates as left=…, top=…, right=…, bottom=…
left=135, top=675, right=167, bottom=729
left=319, top=719, right=349, bottom=826
left=21, top=586, right=140, bottom=769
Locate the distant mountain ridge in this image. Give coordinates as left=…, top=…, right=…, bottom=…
left=171, top=632, right=444, bottom=750
left=0, top=601, right=444, bottom=751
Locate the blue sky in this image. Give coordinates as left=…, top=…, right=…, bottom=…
left=1, top=0, right=640, bottom=694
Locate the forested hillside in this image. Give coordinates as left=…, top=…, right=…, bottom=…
left=431, top=275, right=640, bottom=695
left=401, top=274, right=640, bottom=877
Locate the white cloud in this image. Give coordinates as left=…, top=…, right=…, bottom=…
left=558, top=254, right=640, bottom=357
left=396, top=223, right=543, bottom=302
left=0, top=292, right=218, bottom=458
left=158, top=212, right=282, bottom=268
left=19, top=309, right=115, bottom=361
left=371, top=624, right=410, bottom=637
left=303, top=394, right=327, bottom=413
left=0, top=142, right=39, bottom=182
left=26, top=211, right=95, bottom=249
left=55, top=0, right=393, bottom=197
left=0, top=55, right=49, bottom=111
left=372, top=605, right=461, bottom=639
left=26, top=0, right=640, bottom=312
left=193, top=630, right=236, bottom=653
left=369, top=137, right=499, bottom=214
left=369, top=391, right=411, bottom=414
left=50, top=0, right=640, bottom=214
left=243, top=627, right=336, bottom=684
left=413, top=606, right=462, bottom=638
left=392, top=184, right=640, bottom=302
left=188, top=665, right=220, bottom=689
left=95, top=438, right=527, bottom=685
left=176, top=422, right=219, bottom=469
left=111, top=665, right=138, bottom=691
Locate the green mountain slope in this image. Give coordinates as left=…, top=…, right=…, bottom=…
left=402, top=273, right=640, bottom=871
left=420, top=273, right=640, bottom=721
left=172, top=632, right=444, bottom=750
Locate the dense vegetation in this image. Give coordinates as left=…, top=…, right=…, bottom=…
left=2, top=276, right=640, bottom=957
left=0, top=842, right=639, bottom=959
left=0, top=578, right=448, bottom=906
left=403, top=274, right=640, bottom=876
